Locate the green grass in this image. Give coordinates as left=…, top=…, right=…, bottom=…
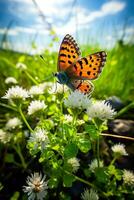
left=0, top=43, right=134, bottom=102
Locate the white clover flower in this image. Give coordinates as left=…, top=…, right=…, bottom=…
left=39, top=82, right=53, bottom=91
left=111, top=143, right=128, bottom=156
left=28, top=100, right=47, bottom=115
left=2, top=86, right=29, bottom=100
left=5, top=77, right=17, bottom=84
left=29, top=85, right=44, bottom=96
left=64, top=114, right=73, bottom=123
left=16, top=62, right=27, bottom=70
left=49, top=82, right=68, bottom=94
left=89, top=159, right=104, bottom=172
left=6, top=117, right=22, bottom=130
left=23, top=172, right=48, bottom=200
left=64, top=90, right=91, bottom=109
left=81, top=188, right=99, bottom=200
left=29, top=128, right=49, bottom=150
left=67, top=157, right=80, bottom=173
left=0, top=129, right=11, bottom=144
left=87, top=100, right=116, bottom=120
left=123, top=170, right=134, bottom=186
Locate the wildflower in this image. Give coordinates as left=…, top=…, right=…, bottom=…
left=67, top=157, right=80, bottom=172
left=28, top=100, right=47, bottom=115
left=0, top=129, right=11, bottom=144
left=77, top=119, right=85, bottom=125
left=64, top=90, right=91, bottom=109
left=29, top=128, right=49, bottom=150
left=29, top=85, right=44, bottom=96
left=23, top=172, right=48, bottom=200
left=87, top=100, right=116, bottom=120
left=111, top=143, right=128, bottom=156
left=6, top=117, right=22, bottom=130
left=5, top=77, right=17, bottom=84
left=81, top=188, right=99, bottom=200
left=64, top=114, right=73, bottom=123
left=2, top=86, right=29, bottom=100
left=123, top=170, right=134, bottom=185
left=89, top=159, right=104, bottom=172
left=16, top=62, right=27, bottom=70
left=49, top=82, right=68, bottom=94
left=39, top=82, right=53, bottom=91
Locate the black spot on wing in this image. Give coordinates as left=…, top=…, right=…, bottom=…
left=74, top=64, right=77, bottom=71
left=83, top=57, right=88, bottom=65
left=79, top=71, right=82, bottom=76
left=60, top=53, right=66, bottom=57
left=59, top=60, right=66, bottom=63
left=68, top=60, right=72, bottom=65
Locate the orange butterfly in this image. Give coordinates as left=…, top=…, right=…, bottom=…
left=55, top=34, right=107, bottom=94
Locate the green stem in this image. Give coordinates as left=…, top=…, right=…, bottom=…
left=64, top=170, right=106, bottom=197
left=24, top=70, right=39, bottom=85
left=18, top=104, right=34, bottom=133
left=13, top=143, right=27, bottom=169
left=97, top=136, right=100, bottom=167
left=110, top=156, right=117, bottom=165
left=0, top=103, right=17, bottom=112
left=115, top=101, right=134, bottom=118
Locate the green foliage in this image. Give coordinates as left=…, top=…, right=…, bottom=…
left=0, top=43, right=134, bottom=199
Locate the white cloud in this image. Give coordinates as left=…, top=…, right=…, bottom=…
left=54, top=1, right=126, bottom=35
left=79, top=1, right=126, bottom=25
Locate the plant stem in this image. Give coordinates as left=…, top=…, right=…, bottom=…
left=64, top=170, right=106, bottom=197
left=110, top=156, right=117, bottom=165
left=97, top=135, right=100, bottom=167
left=0, top=102, right=17, bottom=112
left=115, top=101, right=134, bottom=118
left=24, top=70, right=39, bottom=85
left=19, top=104, right=34, bottom=133
left=101, top=133, right=134, bottom=141
left=13, top=143, right=27, bottom=169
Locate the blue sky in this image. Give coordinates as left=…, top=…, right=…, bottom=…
left=0, top=0, right=134, bottom=53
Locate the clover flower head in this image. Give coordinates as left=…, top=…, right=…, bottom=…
left=123, top=170, right=134, bottom=185
left=64, top=114, right=73, bottom=123
left=87, top=100, right=116, bottom=120
left=29, top=85, right=44, bottom=96
left=39, top=82, right=53, bottom=91
left=16, top=62, right=27, bottom=70
left=64, top=90, right=91, bottom=109
left=29, top=128, right=49, bottom=150
left=6, top=117, right=22, bottom=130
left=5, top=77, right=17, bottom=84
left=81, top=188, right=99, bottom=200
left=67, top=157, right=80, bottom=172
left=111, top=143, right=128, bottom=156
left=0, top=129, right=11, bottom=144
left=89, top=159, right=104, bottom=172
left=23, top=172, right=48, bottom=200
left=2, top=86, right=29, bottom=100
left=28, top=100, right=47, bottom=115
left=49, top=82, right=68, bottom=94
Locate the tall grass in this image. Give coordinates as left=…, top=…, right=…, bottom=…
left=0, top=43, right=134, bottom=102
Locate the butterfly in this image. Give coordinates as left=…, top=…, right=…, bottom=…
left=55, top=34, right=107, bottom=94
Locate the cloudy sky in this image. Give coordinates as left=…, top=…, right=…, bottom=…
left=0, top=0, right=133, bottom=53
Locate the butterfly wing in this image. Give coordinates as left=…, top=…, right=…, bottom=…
left=58, top=34, right=81, bottom=71
left=66, top=51, right=107, bottom=80
left=67, top=80, right=94, bottom=95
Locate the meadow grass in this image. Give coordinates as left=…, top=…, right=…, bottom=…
left=0, top=43, right=134, bottom=102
